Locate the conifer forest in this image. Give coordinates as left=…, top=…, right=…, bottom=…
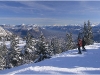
left=0, top=20, right=94, bottom=70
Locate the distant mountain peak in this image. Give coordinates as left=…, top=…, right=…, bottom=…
left=0, top=26, right=12, bottom=37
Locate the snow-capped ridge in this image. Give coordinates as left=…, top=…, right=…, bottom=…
left=0, top=26, right=12, bottom=37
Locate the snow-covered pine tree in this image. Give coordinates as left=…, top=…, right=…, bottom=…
left=35, top=32, right=50, bottom=62
left=83, top=20, right=94, bottom=45
left=0, top=37, right=9, bottom=70
left=50, top=37, right=56, bottom=55
left=0, top=44, right=7, bottom=70
left=57, top=38, right=65, bottom=53
left=50, top=37, right=62, bottom=55
left=87, top=20, right=94, bottom=44
left=83, top=22, right=87, bottom=37
left=24, top=32, right=33, bottom=63
left=10, top=34, right=19, bottom=51
left=0, top=45, right=6, bottom=70
left=10, top=34, right=20, bottom=67
left=2, top=44, right=9, bottom=69
left=24, top=32, right=37, bottom=64
left=65, top=32, right=74, bottom=50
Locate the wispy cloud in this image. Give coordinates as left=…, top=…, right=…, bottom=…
left=0, top=1, right=55, bottom=16
left=0, top=1, right=100, bottom=25
left=0, top=17, right=85, bottom=25
left=18, top=1, right=55, bottom=14
left=79, top=1, right=100, bottom=12
left=0, top=2, right=28, bottom=14
left=0, top=17, right=61, bottom=25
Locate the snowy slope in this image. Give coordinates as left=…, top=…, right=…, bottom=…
left=0, top=43, right=100, bottom=74
left=0, top=26, right=12, bottom=36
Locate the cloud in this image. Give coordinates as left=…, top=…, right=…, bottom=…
left=0, top=2, right=28, bottom=14
left=19, top=1, right=55, bottom=11
left=79, top=1, right=100, bottom=14
left=0, top=17, right=84, bottom=25
left=0, top=1, right=55, bottom=16
left=0, top=17, right=61, bottom=25
left=0, top=1, right=100, bottom=25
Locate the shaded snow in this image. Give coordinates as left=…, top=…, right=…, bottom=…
left=0, top=43, right=100, bottom=74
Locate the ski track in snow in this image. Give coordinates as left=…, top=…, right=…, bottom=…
left=7, top=66, right=100, bottom=75
left=0, top=43, right=100, bottom=74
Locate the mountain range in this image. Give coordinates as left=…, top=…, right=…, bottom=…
left=0, top=23, right=100, bottom=42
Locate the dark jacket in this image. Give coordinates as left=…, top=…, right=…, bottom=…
left=82, top=39, right=86, bottom=46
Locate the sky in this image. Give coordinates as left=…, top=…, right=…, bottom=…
left=0, top=1, right=100, bottom=25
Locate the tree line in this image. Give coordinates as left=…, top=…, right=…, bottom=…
left=0, top=20, right=93, bottom=70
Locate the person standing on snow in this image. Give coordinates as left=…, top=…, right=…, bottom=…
left=82, top=37, right=86, bottom=51
left=77, top=39, right=82, bottom=54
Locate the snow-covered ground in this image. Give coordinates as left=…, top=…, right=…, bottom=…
left=0, top=43, right=100, bottom=74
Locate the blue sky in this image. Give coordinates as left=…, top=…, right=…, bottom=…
left=0, top=1, right=100, bottom=25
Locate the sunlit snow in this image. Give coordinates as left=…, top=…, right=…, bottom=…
left=0, top=43, right=100, bottom=74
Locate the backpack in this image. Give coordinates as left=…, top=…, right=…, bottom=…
left=78, top=39, right=82, bottom=47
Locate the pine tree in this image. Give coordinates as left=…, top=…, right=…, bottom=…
left=0, top=37, right=9, bottom=69
left=50, top=37, right=63, bottom=55
left=2, top=44, right=9, bottom=69
left=87, top=20, right=94, bottom=44
left=0, top=44, right=7, bottom=70
left=83, top=20, right=94, bottom=45
left=35, top=32, right=50, bottom=62
left=57, top=38, right=65, bottom=53
left=83, top=22, right=88, bottom=39
left=9, top=34, right=20, bottom=67
left=23, top=32, right=37, bottom=63
left=65, top=32, right=74, bottom=50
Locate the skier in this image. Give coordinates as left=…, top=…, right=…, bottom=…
left=82, top=37, right=86, bottom=51
left=77, top=39, right=82, bottom=54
